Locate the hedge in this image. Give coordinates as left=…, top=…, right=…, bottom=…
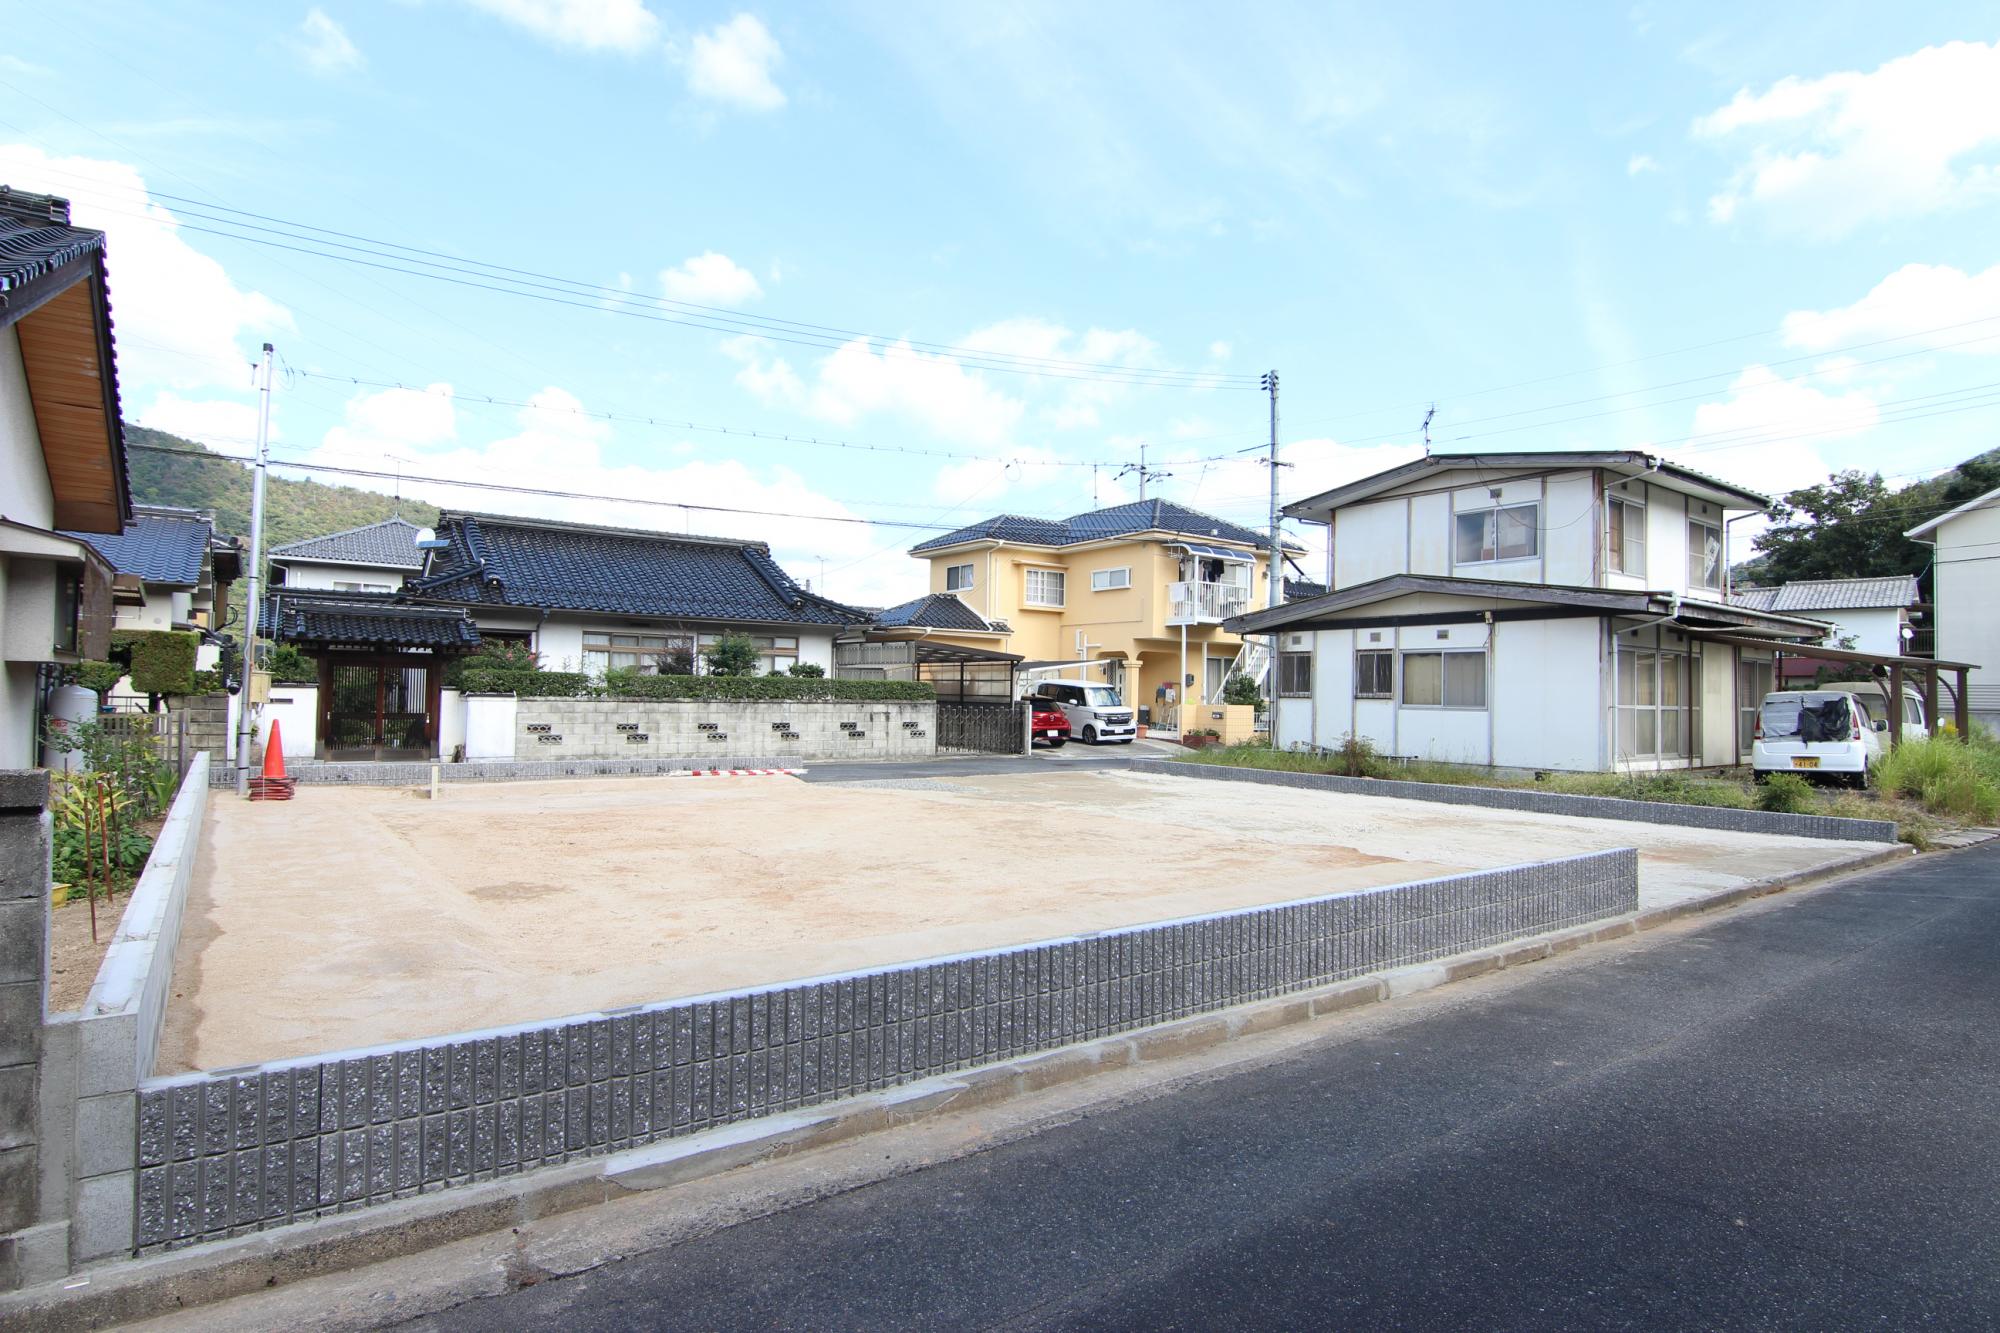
left=110, top=629, right=199, bottom=696
left=455, top=669, right=935, bottom=703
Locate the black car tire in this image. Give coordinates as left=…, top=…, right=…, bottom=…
left=1082, top=725, right=1098, bottom=745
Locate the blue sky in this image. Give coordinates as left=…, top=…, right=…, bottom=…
left=3, top=2, right=1998, bottom=603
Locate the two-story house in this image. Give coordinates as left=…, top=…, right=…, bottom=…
left=1907, top=484, right=2000, bottom=731
left=268, top=516, right=427, bottom=593
left=65, top=505, right=241, bottom=637
left=903, top=498, right=1302, bottom=722
left=0, top=188, right=125, bottom=765
left=1227, top=452, right=1835, bottom=772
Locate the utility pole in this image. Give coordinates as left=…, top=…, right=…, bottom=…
left=235, top=343, right=274, bottom=796
left=1139, top=441, right=1149, bottom=500
left=1114, top=447, right=1168, bottom=504
left=1260, top=370, right=1288, bottom=610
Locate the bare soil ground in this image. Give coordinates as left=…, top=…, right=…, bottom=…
left=157, top=770, right=1886, bottom=1073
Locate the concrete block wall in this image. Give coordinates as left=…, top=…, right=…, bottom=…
left=1133, top=759, right=1901, bottom=844
left=0, top=772, right=55, bottom=1290
left=512, top=700, right=936, bottom=763
left=130, top=846, right=1637, bottom=1254
left=43, top=755, right=210, bottom=1268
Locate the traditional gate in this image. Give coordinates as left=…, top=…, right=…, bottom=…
left=935, top=700, right=1027, bottom=755
left=322, top=656, right=435, bottom=762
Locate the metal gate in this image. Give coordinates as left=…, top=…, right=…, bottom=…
left=935, top=701, right=1027, bottom=755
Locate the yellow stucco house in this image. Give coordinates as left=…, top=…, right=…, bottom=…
left=885, top=499, right=1303, bottom=728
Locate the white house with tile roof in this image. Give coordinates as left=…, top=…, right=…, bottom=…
left=1908, top=485, right=2000, bottom=730
left=268, top=516, right=427, bottom=594
left=1731, top=575, right=1919, bottom=661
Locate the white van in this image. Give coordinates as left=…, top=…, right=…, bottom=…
left=1752, top=690, right=1887, bottom=787
left=1820, top=682, right=1929, bottom=741
left=1031, top=681, right=1137, bottom=745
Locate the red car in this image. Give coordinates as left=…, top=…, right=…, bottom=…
left=1028, top=700, right=1071, bottom=747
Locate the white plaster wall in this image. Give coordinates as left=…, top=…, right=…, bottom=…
left=1645, top=487, right=1691, bottom=596
left=0, top=660, right=35, bottom=768
left=439, top=687, right=466, bottom=757
left=1308, top=628, right=1355, bottom=751
left=261, top=685, right=319, bottom=759
left=1816, top=607, right=1904, bottom=656
left=1491, top=617, right=1601, bottom=771
left=1933, top=502, right=2000, bottom=717
left=1272, top=697, right=1312, bottom=749
left=1699, top=646, right=1737, bottom=766
left=528, top=615, right=836, bottom=677
left=532, top=617, right=586, bottom=672
left=798, top=630, right=836, bottom=673
left=1543, top=472, right=1596, bottom=585
left=113, top=600, right=173, bottom=632
left=0, top=324, right=54, bottom=529
left=1331, top=498, right=1407, bottom=589
left=274, top=560, right=408, bottom=592
left=464, top=693, right=518, bottom=760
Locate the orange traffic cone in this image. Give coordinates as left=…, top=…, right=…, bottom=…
left=249, top=718, right=297, bottom=801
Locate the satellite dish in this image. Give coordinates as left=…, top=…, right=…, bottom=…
left=415, top=527, right=436, bottom=545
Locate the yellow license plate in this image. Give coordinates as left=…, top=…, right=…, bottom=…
left=1791, top=756, right=1820, bottom=769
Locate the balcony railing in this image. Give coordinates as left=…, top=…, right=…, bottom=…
left=1166, top=580, right=1251, bottom=626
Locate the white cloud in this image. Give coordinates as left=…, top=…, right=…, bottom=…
left=1208, top=340, right=1232, bottom=361
left=685, top=14, right=786, bottom=111
left=299, top=385, right=911, bottom=605
left=659, top=251, right=763, bottom=306
left=1677, top=365, right=1878, bottom=500
left=294, top=9, right=363, bottom=75
left=1626, top=153, right=1659, bottom=177
left=1694, top=39, right=2000, bottom=237
left=463, top=0, right=660, bottom=53
left=0, top=146, right=291, bottom=395
left=724, top=334, right=1027, bottom=453
left=134, top=392, right=276, bottom=455
left=1781, top=263, right=2000, bottom=355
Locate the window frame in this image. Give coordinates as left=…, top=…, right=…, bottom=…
left=1023, top=567, right=1066, bottom=608
left=944, top=563, right=975, bottom=592
left=1354, top=649, right=1394, bottom=699
left=1453, top=502, right=1540, bottom=566
left=1277, top=651, right=1313, bottom=698
left=1608, top=495, right=1646, bottom=576
left=1686, top=517, right=1723, bottom=591
left=1090, top=566, right=1132, bottom=592
left=1399, top=649, right=1488, bottom=709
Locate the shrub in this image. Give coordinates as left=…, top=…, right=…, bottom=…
left=1873, top=736, right=2000, bottom=822
left=111, top=629, right=199, bottom=696
left=704, top=633, right=760, bottom=677
left=67, top=659, right=127, bottom=695
left=606, top=675, right=934, bottom=703
left=1757, top=772, right=1817, bottom=814
left=443, top=639, right=539, bottom=688
left=787, top=662, right=827, bottom=678
left=264, top=644, right=316, bottom=684
left=1221, top=673, right=1262, bottom=707
left=458, top=668, right=593, bottom=698
left=1333, top=732, right=1386, bottom=778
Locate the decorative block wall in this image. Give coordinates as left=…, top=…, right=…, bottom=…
left=132, top=847, right=1637, bottom=1253
left=511, top=700, right=936, bottom=762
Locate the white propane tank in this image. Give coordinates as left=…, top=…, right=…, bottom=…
left=43, top=684, right=100, bottom=772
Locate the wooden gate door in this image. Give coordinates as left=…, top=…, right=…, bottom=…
left=322, top=658, right=435, bottom=761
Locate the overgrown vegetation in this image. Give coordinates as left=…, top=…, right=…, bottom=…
left=265, top=644, right=318, bottom=684
left=1871, top=734, right=2000, bottom=824
left=1755, top=772, right=1817, bottom=814
left=42, top=718, right=183, bottom=938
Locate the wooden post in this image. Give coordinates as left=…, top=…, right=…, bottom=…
left=1887, top=663, right=1904, bottom=746
left=316, top=652, right=333, bottom=761
left=425, top=656, right=444, bottom=759
left=1923, top=666, right=1940, bottom=739
left=1955, top=668, right=1971, bottom=742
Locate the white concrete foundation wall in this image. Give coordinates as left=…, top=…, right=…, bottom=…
left=513, top=698, right=935, bottom=761
left=262, top=685, right=319, bottom=760
left=46, top=753, right=210, bottom=1263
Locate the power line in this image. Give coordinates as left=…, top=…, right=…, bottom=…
left=124, top=441, right=968, bottom=531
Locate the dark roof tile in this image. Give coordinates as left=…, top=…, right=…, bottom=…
left=62, top=508, right=211, bottom=585
left=910, top=498, right=1296, bottom=555
left=874, top=593, right=992, bottom=631
left=270, top=517, right=426, bottom=570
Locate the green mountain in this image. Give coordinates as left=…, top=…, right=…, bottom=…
left=125, top=424, right=439, bottom=551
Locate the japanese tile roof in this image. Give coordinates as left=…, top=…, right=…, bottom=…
left=873, top=592, right=995, bottom=631
left=0, top=192, right=106, bottom=320
left=1733, top=576, right=1919, bottom=613
left=1284, top=578, right=1327, bottom=600
left=404, top=512, right=871, bottom=627
left=264, top=590, right=481, bottom=649
left=62, top=507, right=211, bottom=586
left=910, top=498, right=1300, bottom=555
left=269, top=517, right=427, bottom=570
left=1284, top=451, right=1774, bottom=518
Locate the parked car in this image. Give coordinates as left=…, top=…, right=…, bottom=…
left=1751, top=690, right=1888, bottom=787
left=1030, top=681, right=1136, bottom=745
left=1819, top=681, right=1929, bottom=741
left=1027, top=699, right=1070, bottom=748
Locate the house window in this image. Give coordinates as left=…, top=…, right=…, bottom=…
left=1687, top=519, right=1723, bottom=591
left=945, top=563, right=974, bottom=591
left=1024, top=568, right=1065, bottom=608
left=333, top=580, right=394, bottom=594
left=1277, top=652, right=1312, bottom=697
left=1402, top=651, right=1487, bottom=708
left=1454, top=504, right=1539, bottom=565
left=1617, top=646, right=1692, bottom=759
left=584, top=631, right=697, bottom=677
left=1609, top=497, right=1646, bottom=575
left=1091, top=567, right=1132, bottom=591
left=697, top=632, right=800, bottom=675
left=53, top=564, right=83, bottom=655
left=1354, top=650, right=1394, bottom=699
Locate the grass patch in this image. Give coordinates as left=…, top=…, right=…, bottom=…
left=1871, top=735, right=2000, bottom=824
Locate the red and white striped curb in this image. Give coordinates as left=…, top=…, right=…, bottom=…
left=667, top=768, right=806, bottom=778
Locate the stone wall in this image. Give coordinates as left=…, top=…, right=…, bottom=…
left=0, top=772, right=54, bottom=1289
left=511, top=699, right=936, bottom=763
left=130, top=846, right=1637, bottom=1254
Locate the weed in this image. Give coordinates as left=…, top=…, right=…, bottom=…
left=1756, top=772, right=1817, bottom=814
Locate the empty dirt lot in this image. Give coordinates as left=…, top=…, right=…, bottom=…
left=158, top=769, right=1892, bottom=1072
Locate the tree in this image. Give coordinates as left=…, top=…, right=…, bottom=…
left=1222, top=672, right=1262, bottom=706
left=1748, top=470, right=1928, bottom=586
left=705, top=633, right=759, bottom=676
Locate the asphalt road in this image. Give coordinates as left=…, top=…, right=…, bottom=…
left=411, top=844, right=2000, bottom=1331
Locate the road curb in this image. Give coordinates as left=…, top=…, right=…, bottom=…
left=0, top=844, right=1908, bottom=1332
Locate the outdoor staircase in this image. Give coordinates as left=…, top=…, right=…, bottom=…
left=1214, top=637, right=1272, bottom=702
